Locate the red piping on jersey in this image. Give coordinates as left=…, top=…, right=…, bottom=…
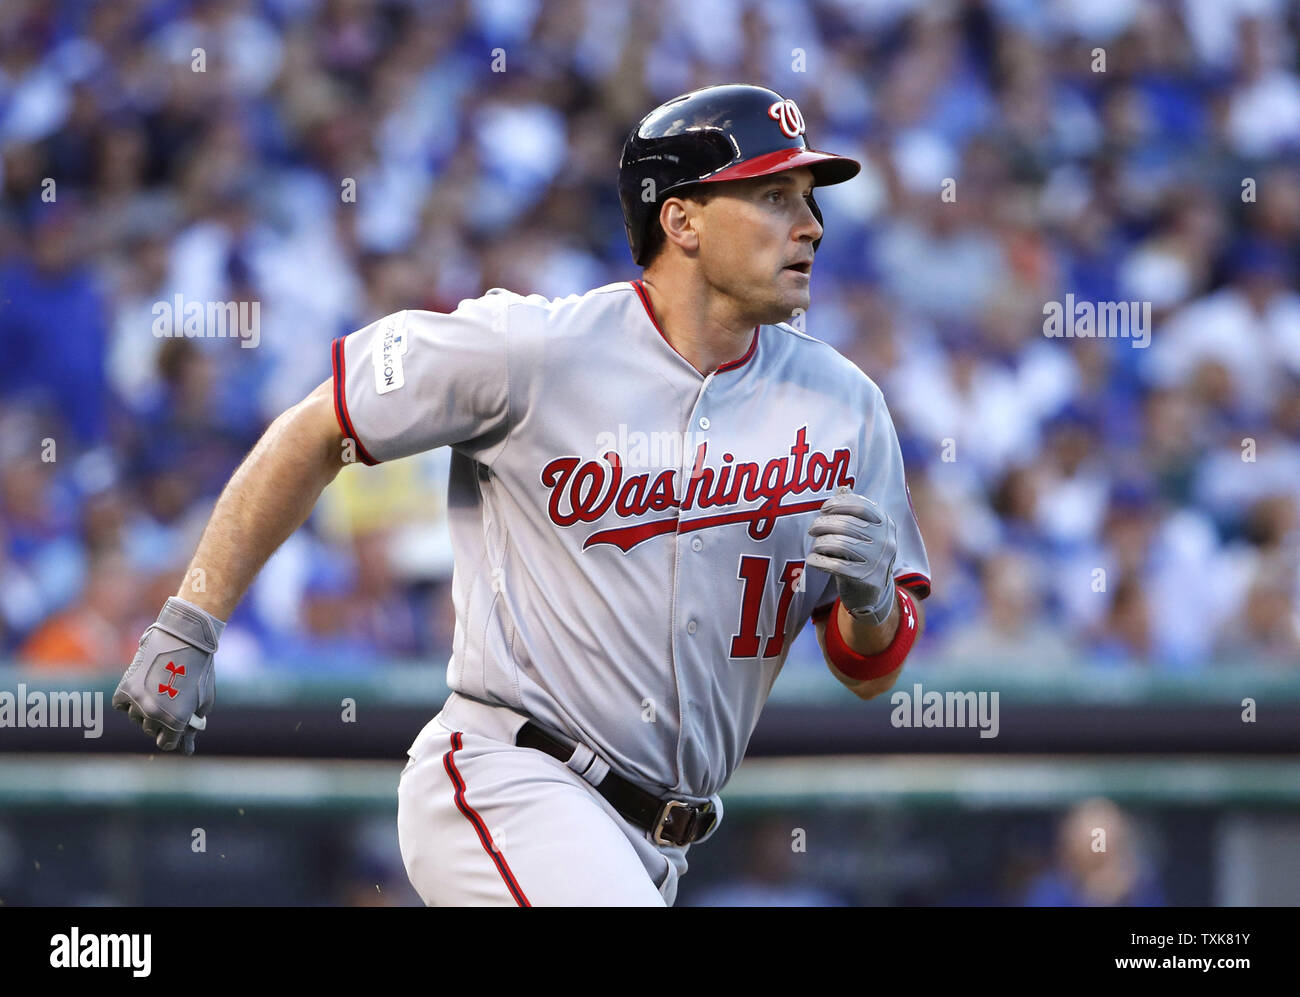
left=812, top=572, right=932, bottom=623
left=331, top=337, right=380, bottom=466
left=631, top=280, right=758, bottom=375
left=443, top=731, right=532, bottom=907
left=894, top=572, right=931, bottom=600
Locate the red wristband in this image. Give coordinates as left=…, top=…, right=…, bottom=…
left=825, top=587, right=919, bottom=681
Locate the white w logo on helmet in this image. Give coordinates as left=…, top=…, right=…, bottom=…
left=767, top=98, right=806, bottom=139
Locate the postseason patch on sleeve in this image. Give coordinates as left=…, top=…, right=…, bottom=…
left=373, top=311, right=410, bottom=395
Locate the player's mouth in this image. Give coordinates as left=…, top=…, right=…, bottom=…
left=783, top=261, right=812, bottom=276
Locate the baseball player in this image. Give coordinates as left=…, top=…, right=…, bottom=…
left=113, top=84, right=931, bottom=906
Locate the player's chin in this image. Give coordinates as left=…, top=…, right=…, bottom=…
left=774, top=274, right=811, bottom=316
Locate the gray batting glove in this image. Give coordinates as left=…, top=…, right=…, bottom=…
left=806, top=490, right=898, bottom=628
left=112, top=596, right=224, bottom=755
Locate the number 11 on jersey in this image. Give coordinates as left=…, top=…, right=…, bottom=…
left=730, top=556, right=805, bottom=659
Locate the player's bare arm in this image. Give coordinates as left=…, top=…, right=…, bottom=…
left=172, top=378, right=345, bottom=619
left=112, top=378, right=346, bottom=752
left=814, top=595, right=927, bottom=701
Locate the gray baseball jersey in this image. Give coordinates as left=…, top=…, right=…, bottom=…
left=332, top=279, right=930, bottom=801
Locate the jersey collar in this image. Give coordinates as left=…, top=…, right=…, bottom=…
left=631, top=280, right=759, bottom=377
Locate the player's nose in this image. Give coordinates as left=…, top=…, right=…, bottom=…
left=796, top=197, right=823, bottom=244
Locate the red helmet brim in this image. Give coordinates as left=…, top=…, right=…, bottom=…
left=702, top=147, right=860, bottom=187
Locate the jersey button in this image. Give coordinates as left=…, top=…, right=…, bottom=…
left=686, top=620, right=698, bottom=635
left=698, top=417, right=710, bottom=430
left=691, top=537, right=703, bottom=551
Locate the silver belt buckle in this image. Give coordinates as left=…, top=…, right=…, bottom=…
left=654, top=798, right=715, bottom=845
left=653, top=799, right=691, bottom=846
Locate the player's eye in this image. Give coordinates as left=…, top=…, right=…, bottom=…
left=767, top=189, right=785, bottom=203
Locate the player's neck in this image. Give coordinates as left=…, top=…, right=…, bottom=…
left=637, top=272, right=757, bottom=377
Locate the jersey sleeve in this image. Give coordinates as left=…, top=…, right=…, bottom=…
left=330, top=294, right=512, bottom=465
left=860, top=386, right=931, bottom=599
left=810, top=384, right=931, bottom=625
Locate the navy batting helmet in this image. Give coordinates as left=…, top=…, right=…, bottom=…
left=618, top=84, right=860, bottom=266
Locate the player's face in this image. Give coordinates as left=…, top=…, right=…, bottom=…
left=696, top=167, right=823, bottom=323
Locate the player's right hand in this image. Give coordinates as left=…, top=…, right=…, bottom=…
left=113, top=596, right=224, bottom=755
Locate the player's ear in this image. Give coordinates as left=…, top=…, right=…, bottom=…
left=659, top=197, right=701, bottom=256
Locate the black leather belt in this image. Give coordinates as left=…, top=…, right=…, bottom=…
left=515, top=721, right=717, bottom=847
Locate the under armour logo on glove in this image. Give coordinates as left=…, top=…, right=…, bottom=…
left=115, top=597, right=223, bottom=754
left=158, top=660, right=185, bottom=699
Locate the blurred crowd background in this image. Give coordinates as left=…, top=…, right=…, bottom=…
left=2, top=0, right=1299, bottom=675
